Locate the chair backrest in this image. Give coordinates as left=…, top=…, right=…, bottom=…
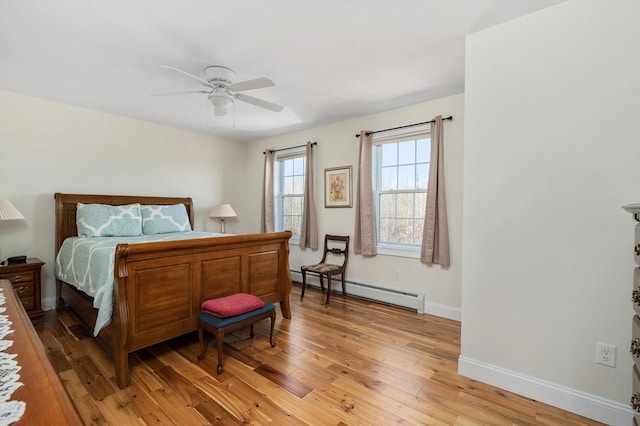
left=320, top=234, right=349, bottom=268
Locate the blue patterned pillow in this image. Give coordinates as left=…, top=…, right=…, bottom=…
left=76, top=203, right=143, bottom=237
left=141, top=204, right=192, bottom=235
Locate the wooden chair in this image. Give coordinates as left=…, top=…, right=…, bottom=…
left=300, top=235, right=349, bottom=307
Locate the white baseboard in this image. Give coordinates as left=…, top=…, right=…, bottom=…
left=458, top=355, right=633, bottom=425
left=42, top=296, right=56, bottom=311
left=290, top=269, right=459, bottom=321
left=425, top=300, right=461, bottom=321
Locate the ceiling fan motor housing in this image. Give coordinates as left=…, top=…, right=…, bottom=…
left=205, top=66, right=237, bottom=85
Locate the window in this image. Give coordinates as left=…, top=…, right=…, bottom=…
left=275, top=153, right=306, bottom=237
left=373, top=132, right=430, bottom=250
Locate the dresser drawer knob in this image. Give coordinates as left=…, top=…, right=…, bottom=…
left=633, top=289, right=640, bottom=304
left=635, top=244, right=640, bottom=256
left=13, top=275, right=21, bottom=282
left=631, top=339, right=640, bottom=357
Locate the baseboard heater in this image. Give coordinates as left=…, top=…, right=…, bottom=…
left=289, top=269, right=424, bottom=314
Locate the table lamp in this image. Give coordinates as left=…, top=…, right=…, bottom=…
left=209, top=204, right=237, bottom=233
left=0, top=200, right=26, bottom=264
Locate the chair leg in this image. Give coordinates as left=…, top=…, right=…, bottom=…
left=319, top=274, right=325, bottom=292
left=341, top=273, right=347, bottom=296
left=300, top=268, right=307, bottom=300
left=325, top=274, right=332, bottom=307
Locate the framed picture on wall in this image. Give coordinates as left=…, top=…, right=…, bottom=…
left=324, top=165, right=352, bottom=208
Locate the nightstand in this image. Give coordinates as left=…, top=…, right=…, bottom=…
left=0, top=257, right=44, bottom=323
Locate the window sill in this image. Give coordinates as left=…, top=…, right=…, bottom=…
left=376, top=244, right=420, bottom=259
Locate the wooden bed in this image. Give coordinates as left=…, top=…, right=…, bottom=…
left=54, top=193, right=292, bottom=388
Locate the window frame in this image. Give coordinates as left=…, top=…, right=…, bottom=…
left=274, top=150, right=306, bottom=241
left=372, top=125, right=430, bottom=258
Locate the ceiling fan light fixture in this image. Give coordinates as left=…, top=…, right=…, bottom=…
left=208, top=92, right=234, bottom=110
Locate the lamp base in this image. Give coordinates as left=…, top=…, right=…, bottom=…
left=220, top=218, right=225, bottom=233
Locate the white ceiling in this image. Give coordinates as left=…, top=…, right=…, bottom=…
left=0, top=1, right=562, bottom=142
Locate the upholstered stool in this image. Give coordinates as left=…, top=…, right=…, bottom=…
left=197, top=293, right=276, bottom=374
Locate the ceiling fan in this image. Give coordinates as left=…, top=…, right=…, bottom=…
left=158, top=65, right=284, bottom=116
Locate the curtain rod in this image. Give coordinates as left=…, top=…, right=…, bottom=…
left=355, top=115, right=453, bottom=138
left=263, top=141, right=317, bottom=154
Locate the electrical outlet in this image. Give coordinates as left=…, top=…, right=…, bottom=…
left=596, top=342, right=616, bottom=367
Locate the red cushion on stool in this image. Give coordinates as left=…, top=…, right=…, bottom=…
left=201, top=293, right=265, bottom=318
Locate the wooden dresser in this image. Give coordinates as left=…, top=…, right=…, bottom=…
left=0, top=279, right=82, bottom=425
left=625, top=204, right=640, bottom=424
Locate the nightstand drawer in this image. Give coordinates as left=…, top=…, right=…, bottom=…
left=17, top=296, right=34, bottom=310
left=13, top=282, right=34, bottom=298
left=0, top=271, right=35, bottom=285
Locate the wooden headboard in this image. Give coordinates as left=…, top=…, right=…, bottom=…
left=54, top=193, right=194, bottom=254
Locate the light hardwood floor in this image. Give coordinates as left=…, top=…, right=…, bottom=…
left=36, top=284, right=604, bottom=425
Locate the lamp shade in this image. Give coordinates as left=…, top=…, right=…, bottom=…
left=0, top=200, right=24, bottom=221
left=209, top=204, right=237, bottom=218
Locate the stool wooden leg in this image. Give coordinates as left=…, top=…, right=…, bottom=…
left=269, top=311, right=276, bottom=347
left=197, top=327, right=207, bottom=361
left=250, top=324, right=255, bottom=339
left=216, top=329, right=225, bottom=374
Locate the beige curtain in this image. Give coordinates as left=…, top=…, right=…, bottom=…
left=260, top=149, right=275, bottom=233
left=421, top=115, right=450, bottom=266
left=299, top=142, right=318, bottom=249
left=354, top=131, right=377, bottom=256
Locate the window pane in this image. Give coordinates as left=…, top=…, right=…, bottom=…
left=293, top=157, right=304, bottom=175
left=379, top=193, right=395, bottom=217
left=379, top=218, right=394, bottom=243
left=396, top=193, right=414, bottom=218
left=381, top=143, right=397, bottom=166
left=381, top=167, right=396, bottom=191
left=398, top=140, right=415, bottom=165
left=416, top=192, right=427, bottom=219
left=292, top=197, right=303, bottom=215
left=291, top=216, right=302, bottom=235
left=283, top=197, right=293, bottom=215
left=284, top=176, right=294, bottom=194
left=397, top=165, right=415, bottom=190
left=293, top=175, right=304, bottom=193
left=284, top=215, right=292, bottom=231
left=417, top=138, right=430, bottom=163
left=284, top=159, right=293, bottom=176
left=413, top=219, right=424, bottom=244
left=394, top=219, right=413, bottom=244
left=416, top=164, right=429, bottom=189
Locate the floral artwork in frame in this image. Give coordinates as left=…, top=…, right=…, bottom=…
left=324, top=166, right=352, bottom=208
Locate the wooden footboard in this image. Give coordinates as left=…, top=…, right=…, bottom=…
left=54, top=193, right=292, bottom=388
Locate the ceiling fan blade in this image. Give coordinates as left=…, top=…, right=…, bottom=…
left=160, top=65, right=211, bottom=86
left=236, top=93, right=284, bottom=112
left=229, top=77, right=275, bottom=92
left=150, top=90, right=210, bottom=96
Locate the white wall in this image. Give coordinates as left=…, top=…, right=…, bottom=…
left=243, top=94, right=464, bottom=317
left=0, top=91, right=247, bottom=308
left=460, top=1, right=640, bottom=423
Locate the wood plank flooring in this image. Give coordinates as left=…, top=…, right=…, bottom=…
left=36, top=284, right=604, bottom=425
